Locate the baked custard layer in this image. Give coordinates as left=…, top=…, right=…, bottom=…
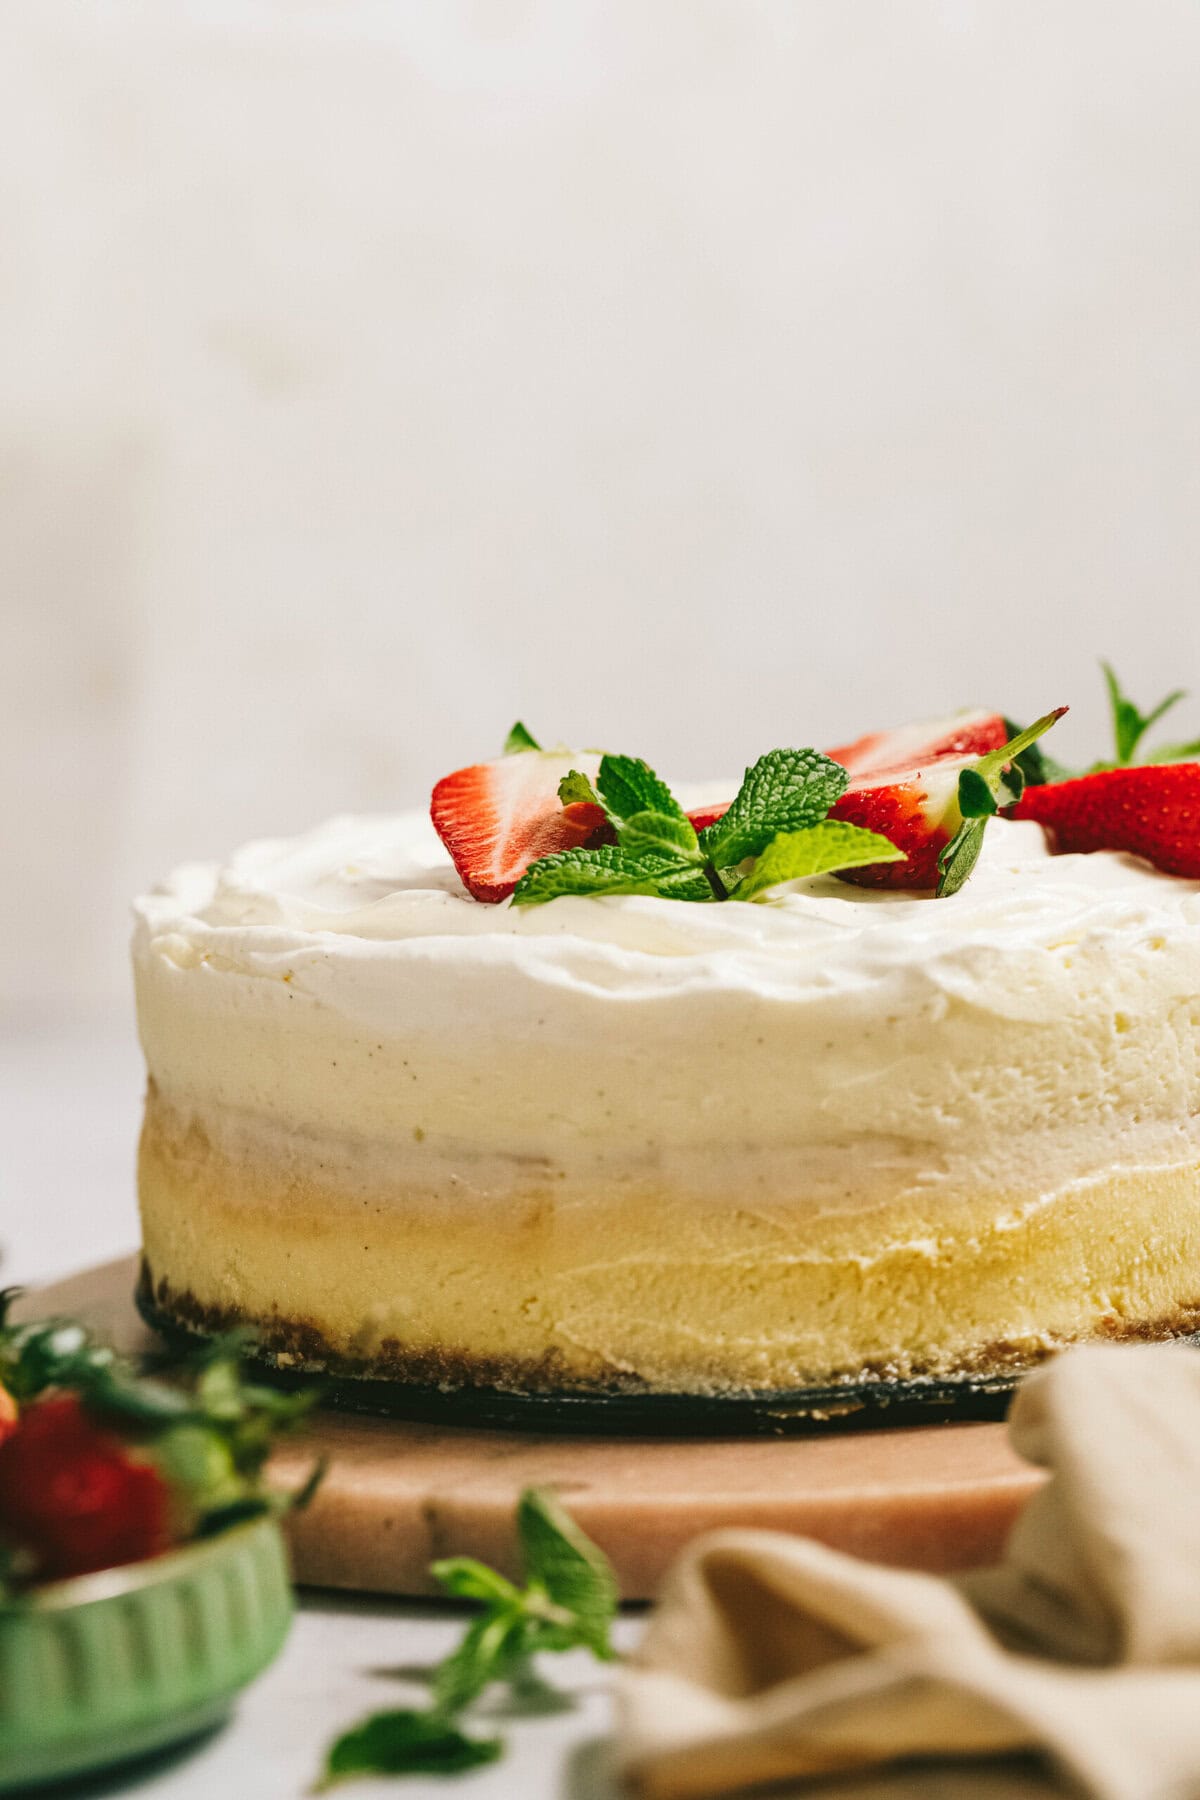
left=138, top=1089, right=1200, bottom=1392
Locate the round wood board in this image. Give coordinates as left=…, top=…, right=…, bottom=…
left=19, top=1258, right=1043, bottom=1600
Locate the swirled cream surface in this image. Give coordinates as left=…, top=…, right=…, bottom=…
left=133, top=812, right=1200, bottom=1209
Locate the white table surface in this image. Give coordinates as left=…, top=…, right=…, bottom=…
left=0, top=1021, right=631, bottom=1799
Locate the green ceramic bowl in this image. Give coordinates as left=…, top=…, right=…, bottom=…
left=0, top=1515, right=293, bottom=1793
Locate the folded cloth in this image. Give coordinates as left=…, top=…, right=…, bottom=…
left=617, top=1346, right=1200, bottom=1800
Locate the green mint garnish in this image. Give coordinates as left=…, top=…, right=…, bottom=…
left=1099, top=663, right=1200, bottom=768
left=734, top=821, right=904, bottom=900
left=557, top=768, right=601, bottom=806
left=503, top=721, right=541, bottom=754
left=511, top=844, right=692, bottom=905
left=318, top=1489, right=617, bottom=1786
left=517, top=747, right=890, bottom=906
left=699, top=749, right=849, bottom=866
left=937, top=708, right=1065, bottom=898
left=596, top=755, right=688, bottom=826
left=1102, top=662, right=1185, bottom=766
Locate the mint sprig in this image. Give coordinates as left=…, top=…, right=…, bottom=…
left=318, top=1489, right=617, bottom=1787
left=1098, top=665, right=1200, bottom=768
left=512, top=748, right=896, bottom=906
left=938, top=708, right=1066, bottom=898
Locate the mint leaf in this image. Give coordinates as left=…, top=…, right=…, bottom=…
left=504, top=722, right=541, bottom=754
left=432, top=1609, right=523, bottom=1717
left=619, top=810, right=701, bottom=861
left=557, top=769, right=601, bottom=807
left=319, top=1711, right=501, bottom=1786
left=517, top=1489, right=618, bottom=1660
left=702, top=750, right=849, bottom=867
left=510, top=845, right=678, bottom=906
left=432, top=1557, right=521, bottom=1607
left=732, top=822, right=905, bottom=901
left=1102, top=663, right=1185, bottom=766
left=596, top=755, right=686, bottom=826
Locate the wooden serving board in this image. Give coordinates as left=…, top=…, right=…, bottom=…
left=20, top=1259, right=1043, bottom=1600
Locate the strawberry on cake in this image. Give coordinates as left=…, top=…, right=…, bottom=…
left=132, top=675, right=1200, bottom=1401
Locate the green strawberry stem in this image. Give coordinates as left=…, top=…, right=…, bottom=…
left=937, top=705, right=1067, bottom=898
left=975, top=707, right=1068, bottom=788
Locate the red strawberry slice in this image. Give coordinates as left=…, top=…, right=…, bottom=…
left=830, top=755, right=977, bottom=888
left=825, top=709, right=1009, bottom=779
left=431, top=752, right=608, bottom=902
left=1011, top=764, right=1200, bottom=878
left=686, top=802, right=729, bottom=834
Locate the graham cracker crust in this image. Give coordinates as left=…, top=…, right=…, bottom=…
left=137, top=1257, right=1200, bottom=1401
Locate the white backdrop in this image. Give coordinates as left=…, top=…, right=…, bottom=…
left=4, top=0, right=1200, bottom=1017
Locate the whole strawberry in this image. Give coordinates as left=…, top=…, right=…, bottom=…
left=0, top=1393, right=170, bottom=1581
left=1012, top=764, right=1200, bottom=878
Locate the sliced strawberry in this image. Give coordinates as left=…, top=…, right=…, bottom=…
left=431, top=752, right=608, bottom=902
left=1011, top=764, right=1200, bottom=878
left=825, top=709, right=1009, bottom=779
left=830, top=756, right=975, bottom=888
left=686, top=802, right=729, bottom=834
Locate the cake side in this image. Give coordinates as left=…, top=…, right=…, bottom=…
left=137, top=1080, right=1200, bottom=1392
left=132, top=813, right=1200, bottom=1395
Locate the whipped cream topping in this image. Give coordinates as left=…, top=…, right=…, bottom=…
left=133, top=812, right=1200, bottom=1209
left=138, top=812, right=1200, bottom=985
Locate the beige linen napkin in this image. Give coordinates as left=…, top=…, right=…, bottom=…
left=618, top=1346, right=1200, bottom=1800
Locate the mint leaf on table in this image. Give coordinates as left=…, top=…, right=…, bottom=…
left=431, top=1557, right=522, bottom=1606
left=937, top=707, right=1066, bottom=898
left=318, top=1711, right=502, bottom=1787
left=503, top=721, right=541, bottom=754
left=732, top=822, right=905, bottom=901
left=514, top=1488, right=618, bottom=1658
left=431, top=1609, right=526, bottom=1717
left=700, top=749, right=849, bottom=867
left=319, top=1488, right=618, bottom=1786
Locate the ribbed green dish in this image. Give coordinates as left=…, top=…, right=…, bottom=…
left=0, top=1515, right=293, bottom=1793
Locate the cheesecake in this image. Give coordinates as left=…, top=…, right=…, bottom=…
left=132, top=803, right=1200, bottom=1397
